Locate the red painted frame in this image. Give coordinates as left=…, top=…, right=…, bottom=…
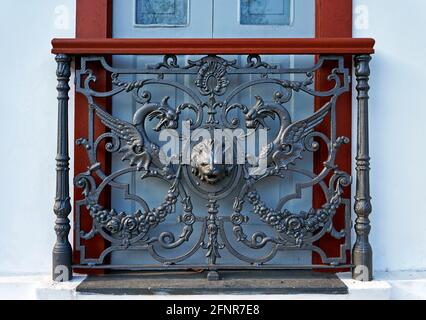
left=69, top=0, right=365, bottom=272
left=73, top=0, right=112, bottom=274
left=52, top=38, right=373, bottom=55
left=313, top=0, right=353, bottom=269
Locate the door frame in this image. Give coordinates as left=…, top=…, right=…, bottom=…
left=73, top=0, right=353, bottom=272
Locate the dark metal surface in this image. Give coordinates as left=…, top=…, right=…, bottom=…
left=71, top=54, right=352, bottom=271
left=52, top=52, right=373, bottom=281
left=53, top=54, right=72, bottom=281
left=353, top=54, right=373, bottom=281
left=77, top=270, right=348, bottom=295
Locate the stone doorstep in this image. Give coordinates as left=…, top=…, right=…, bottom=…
left=37, top=271, right=393, bottom=300
left=76, top=270, right=349, bottom=296
left=0, top=271, right=406, bottom=299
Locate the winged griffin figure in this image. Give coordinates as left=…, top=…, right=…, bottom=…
left=245, top=95, right=331, bottom=170
left=92, top=96, right=178, bottom=171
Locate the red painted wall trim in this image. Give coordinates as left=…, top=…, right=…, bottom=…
left=316, top=0, right=353, bottom=38
left=76, top=0, right=112, bottom=38
left=52, top=37, right=374, bottom=55
left=313, top=0, right=353, bottom=268
left=73, top=0, right=112, bottom=273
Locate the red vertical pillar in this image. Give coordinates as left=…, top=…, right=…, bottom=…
left=313, top=0, right=353, bottom=268
left=73, top=0, right=112, bottom=273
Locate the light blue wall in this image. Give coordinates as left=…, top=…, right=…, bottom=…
left=0, top=0, right=76, bottom=274
left=353, top=0, right=426, bottom=272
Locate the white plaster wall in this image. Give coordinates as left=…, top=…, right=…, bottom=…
left=0, top=0, right=75, bottom=274
left=0, top=0, right=425, bottom=275
left=352, top=0, right=426, bottom=271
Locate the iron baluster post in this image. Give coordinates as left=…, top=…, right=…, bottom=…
left=352, top=54, right=373, bottom=281
left=53, top=54, right=73, bottom=281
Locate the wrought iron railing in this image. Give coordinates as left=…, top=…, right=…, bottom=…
left=51, top=38, right=375, bottom=282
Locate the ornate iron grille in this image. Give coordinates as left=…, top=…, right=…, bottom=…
left=70, top=54, right=351, bottom=273
left=52, top=39, right=374, bottom=281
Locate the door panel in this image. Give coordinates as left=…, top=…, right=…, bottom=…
left=213, top=0, right=314, bottom=38
left=212, top=0, right=316, bottom=265
left=110, top=0, right=316, bottom=266
left=240, top=0, right=292, bottom=25
left=135, top=0, right=189, bottom=26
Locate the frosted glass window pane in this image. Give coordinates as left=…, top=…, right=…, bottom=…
left=135, top=0, right=189, bottom=26
left=240, top=0, right=291, bottom=25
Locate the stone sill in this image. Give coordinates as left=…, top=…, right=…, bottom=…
left=1, top=271, right=426, bottom=300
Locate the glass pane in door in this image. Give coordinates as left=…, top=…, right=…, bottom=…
left=135, top=0, right=190, bottom=26
left=240, top=0, right=292, bottom=25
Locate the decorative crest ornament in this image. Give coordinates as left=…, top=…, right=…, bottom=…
left=188, top=55, right=236, bottom=96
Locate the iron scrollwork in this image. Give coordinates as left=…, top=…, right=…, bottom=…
left=74, top=53, right=352, bottom=271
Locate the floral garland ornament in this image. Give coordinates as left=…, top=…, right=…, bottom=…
left=76, top=167, right=186, bottom=247
left=246, top=171, right=351, bottom=246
